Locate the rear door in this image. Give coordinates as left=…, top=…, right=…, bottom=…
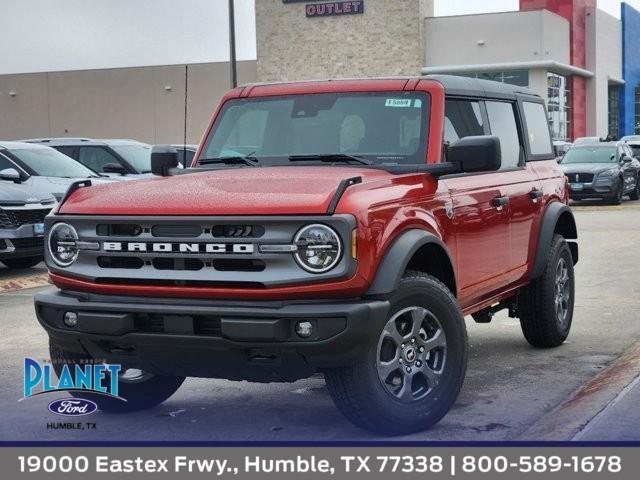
left=485, top=99, right=543, bottom=284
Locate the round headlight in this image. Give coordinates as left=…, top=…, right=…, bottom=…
left=294, top=224, right=342, bottom=273
left=48, top=223, right=79, bottom=267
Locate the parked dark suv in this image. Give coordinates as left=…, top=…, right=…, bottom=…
left=560, top=142, right=640, bottom=203
left=24, top=138, right=153, bottom=176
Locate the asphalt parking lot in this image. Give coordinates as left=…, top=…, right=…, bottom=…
left=1, top=201, right=639, bottom=442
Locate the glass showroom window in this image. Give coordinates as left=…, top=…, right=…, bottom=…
left=547, top=73, right=570, bottom=142
left=457, top=70, right=529, bottom=87
left=608, top=86, right=620, bottom=139
left=635, top=86, right=640, bottom=134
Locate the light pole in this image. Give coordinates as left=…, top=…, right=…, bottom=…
left=229, top=0, right=237, bottom=88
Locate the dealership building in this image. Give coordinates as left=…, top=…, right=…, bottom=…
left=3, top=0, right=640, bottom=142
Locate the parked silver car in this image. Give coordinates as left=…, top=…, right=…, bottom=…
left=0, top=175, right=56, bottom=269
left=0, top=141, right=118, bottom=200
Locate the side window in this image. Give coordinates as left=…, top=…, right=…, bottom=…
left=55, top=146, right=76, bottom=158
left=485, top=101, right=522, bottom=170
left=0, top=153, right=16, bottom=170
left=522, top=101, right=553, bottom=156
left=444, top=100, right=485, bottom=145
left=78, top=147, right=121, bottom=173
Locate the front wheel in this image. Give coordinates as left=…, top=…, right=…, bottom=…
left=518, top=234, right=574, bottom=348
left=49, top=342, right=185, bottom=412
left=629, top=176, right=640, bottom=201
left=609, top=180, right=623, bottom=205
left=325, top=272, right=468, bottom=435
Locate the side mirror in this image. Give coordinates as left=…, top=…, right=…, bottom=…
left=151, top=145, right=179, bottom=176
left=448, top=136, right=501, bottom=173
left=0, top=168, right=21, bottom=182
left=102, top=163, right=128, bottom=175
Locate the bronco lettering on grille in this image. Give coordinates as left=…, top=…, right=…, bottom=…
left=102, top=242, right=254, bottom=254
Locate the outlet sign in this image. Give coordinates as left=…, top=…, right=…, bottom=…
left=282, top=0, right=365, bottom=18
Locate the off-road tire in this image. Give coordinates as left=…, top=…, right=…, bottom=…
left=629, top=176, right=640, bottom=201
left=519, top=234, right=574, bottom=348
left=49, top=341, right=185, bottom=412
left=324, top=271, right=468, bottom=435
left=1, top=256, right=42, bottom=269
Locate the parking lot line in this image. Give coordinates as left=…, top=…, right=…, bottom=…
left=520, top=340, right=640, bottom=440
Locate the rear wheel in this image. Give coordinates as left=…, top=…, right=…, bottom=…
left=325, top=272, right=467, bottom=435
left=519, top=234, right=574, bottom=348
left=49, top=341, right=185, bottom=412
left=1, top=256, right=42, bottom=269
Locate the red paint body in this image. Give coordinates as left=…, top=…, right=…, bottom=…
left=54, top=79, right=568, bottom=315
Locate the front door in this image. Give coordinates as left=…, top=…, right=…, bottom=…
left=441, top=98, right=511, bottom=307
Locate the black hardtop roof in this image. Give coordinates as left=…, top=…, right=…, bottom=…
left=423, top=75, right=540, bottom=100
left=240, top=74, right=541, bottom=101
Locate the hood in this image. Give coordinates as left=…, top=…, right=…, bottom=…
left=59, top=166, right=392, bottom=215
left=0, top=180, right=55, bottom=205
left=561, top=163, right=618, bottom=175
left=22, top=175, right=118, bottom=201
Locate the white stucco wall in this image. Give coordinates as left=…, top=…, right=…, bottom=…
left=424, top=10, right=570, bottom=68
left=585, top=7, right=623, bottom=136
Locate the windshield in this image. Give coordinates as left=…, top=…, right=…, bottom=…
left=111, top=144, right=152, bottom=172
left=562, top=147, right=618, bottom=164
left=9, top=147, right=98, bottom=178
left=199, top=92, right=429, bottom=166
left=628, top=145, right=640, bottom=158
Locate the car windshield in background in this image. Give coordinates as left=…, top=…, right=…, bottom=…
left=562, top=147, right=618, bottom=164
left=111, top=144, right=152, bottom=172
left=10, top=147, right=99, bottom=178
left=628, top=145, right=640, bottom=157
left=200, top=93, right=429, bottom=166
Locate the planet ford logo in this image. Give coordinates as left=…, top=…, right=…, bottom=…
left=47, top=398, right=98, bottom=417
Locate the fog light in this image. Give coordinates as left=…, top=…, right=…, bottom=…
left=63, top=312, right=78, bottom=328
left=295, top=321, right=313, bottom=338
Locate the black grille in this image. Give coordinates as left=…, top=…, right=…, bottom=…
left=213, top=225, right=265, bottom=238
left=10, top=237, right=44, bottom=250
left=0, top=208, right=50, bottom=229
left=134, top=314, right=222, bottom=336
left=568, top=173, right=594, bottom=183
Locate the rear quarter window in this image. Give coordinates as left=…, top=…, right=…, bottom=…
left=523, top=102, right=553, bottom=156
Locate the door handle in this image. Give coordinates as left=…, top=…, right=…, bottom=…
left=530, top=189, right=544, bottom=200
left=491, top=196, right=510, bottom=208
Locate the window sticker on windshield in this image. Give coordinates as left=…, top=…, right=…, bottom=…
left=385, top=99, right=412, bottom=107
left=414, top=99, right=422, bottom=108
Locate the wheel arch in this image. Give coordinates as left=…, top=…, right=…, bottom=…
left=531, top=201, right=578, bottom=280
left=366, top=229, right=457, bottom=298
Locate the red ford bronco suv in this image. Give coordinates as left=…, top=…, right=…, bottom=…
left=35, top=76, right=578, bottom=435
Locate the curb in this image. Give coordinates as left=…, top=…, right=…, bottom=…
left=519, top=340, right=640, bottom=440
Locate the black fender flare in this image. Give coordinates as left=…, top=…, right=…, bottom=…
left=366, top=229, right=456, bottom=296
left=531, top=201, right=578, bottom=280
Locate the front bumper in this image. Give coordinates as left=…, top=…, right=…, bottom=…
left=0, top=225, right=44, bottom=260
left=568, top=179, right=615, bottom=200
left=35, top=288, right=390, bottom=382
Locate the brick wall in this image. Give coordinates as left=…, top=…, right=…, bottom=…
left=256, top=0, right=431, bottom=82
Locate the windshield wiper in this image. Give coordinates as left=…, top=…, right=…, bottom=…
left=288, top=154, right=372, bottom=165
left=199, top=152, right=259, bottom=167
